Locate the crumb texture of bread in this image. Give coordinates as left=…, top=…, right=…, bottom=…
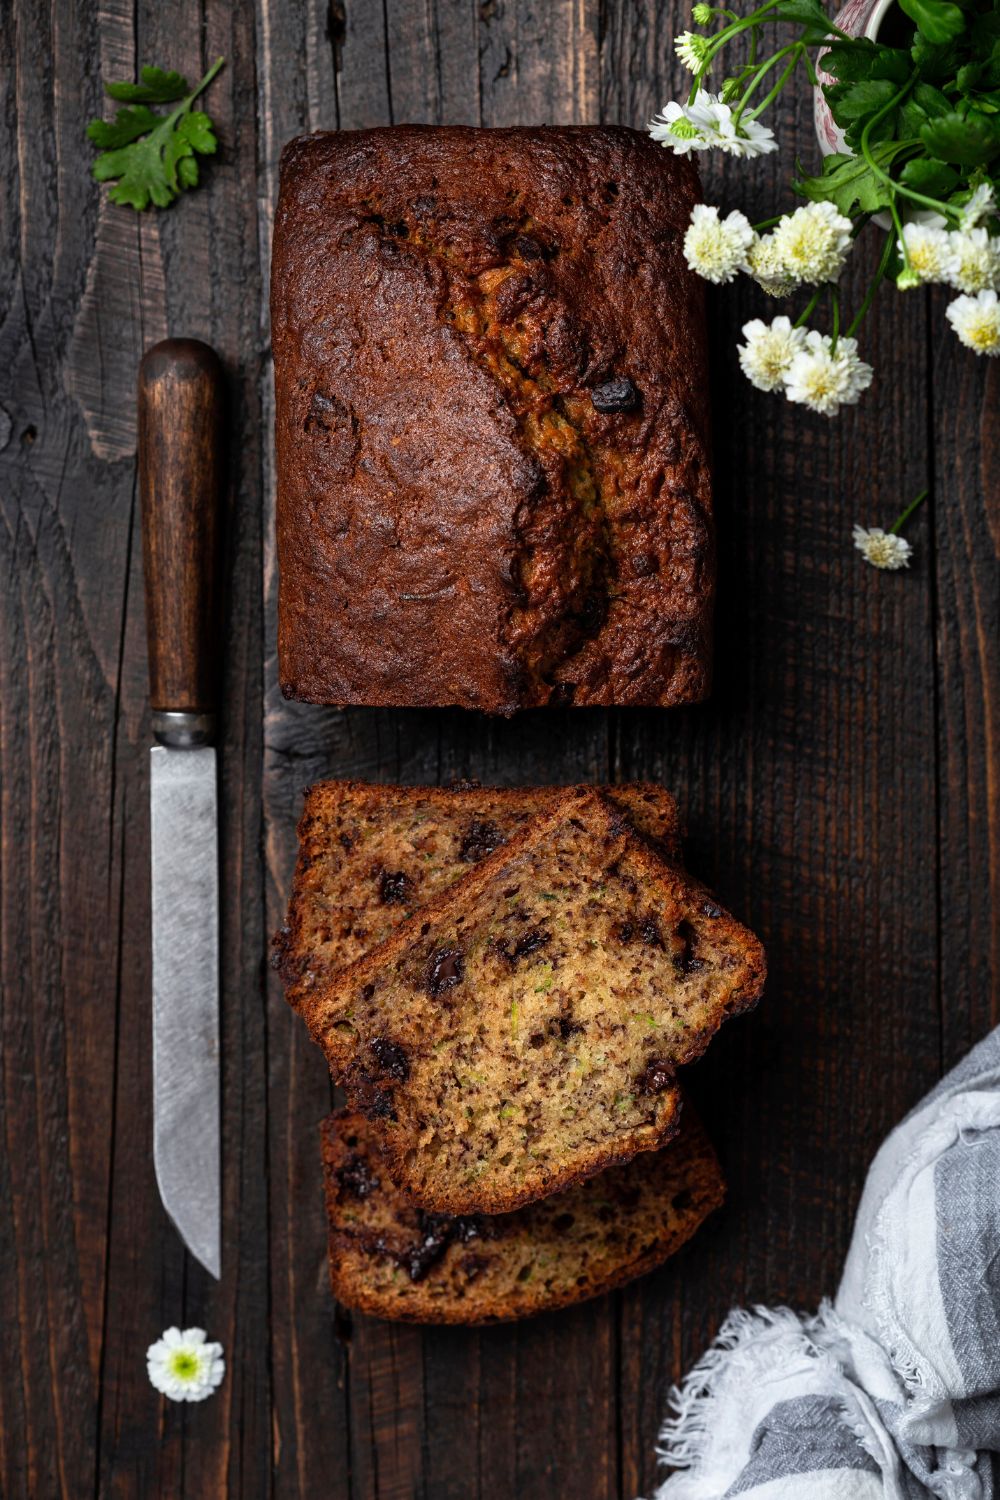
left=322, top=1108, right=725, bottom=1324
left=305, top=789, right=765, bottom=1214
left=273, top=780, right=683, bottom=1012
left=272, top=125, right=713, bottom=714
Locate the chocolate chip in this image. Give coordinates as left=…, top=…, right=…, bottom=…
left=339, top=831, right=354, bottom=851
left=512, top=233, right=547, bottom=260
left=590, top=376, right=639, bottom=413
left=369, top=1036, right=410, bottom=1080
left=426, top=947, right=465, bottom=996
left=632, top=552, right=658, bottom=578
left=495, top=927, right=551, bottom=966
left=702, top=901, right=723, bottom=919
left=672, top=919, right=705, bottom=974
left=640, top=918, right=665, bottom=949
left=637, top=1058, right=674, bottom=1095
left=365, top=1088, right=397, bottom=1121
left=336, top=1154, right=380, bottom=1199
left=459, top=819, right=505, bottom=863
left=613, top=921, right=635, bottom=943
left=378, top=868, right=413, bottom=905
left=672, top=1189, right=693, bottom=1213
left=550, top=1015, right=584, bottom=1041
left=552, top=1212, right=575, bottom=1233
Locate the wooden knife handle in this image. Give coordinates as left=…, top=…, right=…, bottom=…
left=139, top=339, right=225, bottom=738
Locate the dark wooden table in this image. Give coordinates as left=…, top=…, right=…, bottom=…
left=2, top=1, right=997, bottom=1496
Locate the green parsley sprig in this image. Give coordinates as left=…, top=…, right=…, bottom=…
left=87, top=57, right=225, bottom=211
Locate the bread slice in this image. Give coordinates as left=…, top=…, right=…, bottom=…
left=303, top=788, right=765, bottom=1214
left=321, top=1107, right=725, bottom=1324
left=273, top=780, right=683, bottom=1013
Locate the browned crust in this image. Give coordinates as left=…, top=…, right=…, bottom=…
left=304, top=788, right=765, bottom=1215
left=272, top=779, right=684, bottom=1011
left=321, top=1109, right=726, bottom=1325
left=272, top=125, right=713, bottom=715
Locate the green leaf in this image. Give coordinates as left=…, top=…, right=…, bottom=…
left=898, top=0, right=965, bottom=45
left=794, top=142, right=907, bottom=214
left=87, top=59, right=224, bottom=211
left=830, top=77, right=900, bottom=120
left=897, top=98, right=930, bottom=135
left=105, top=65, right=189, bottom=103
left=913, top=81, right=952, bottom=116
left=871, top=47, right=914, bottom=84
left=920, top=109, right=1000, bottom=165
left=86, top=104, right=158, bottom=148
left=911, top=35, right=961, bottom=80
left=821, top=38, right=880, bottom=82
left=899, top=155, right=959, bottom=192
left=773, top=0, right=831, bottom=29
left=956, top=61, right=984, bottom=92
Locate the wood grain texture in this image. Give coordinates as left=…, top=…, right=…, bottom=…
left=1, top=0, right=996, bottom=1496
left=139, top=339, right=225, bottom=715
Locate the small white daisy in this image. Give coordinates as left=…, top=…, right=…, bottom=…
left=771, top=202, right=854, bottom=285
left=784, top=330, right=873, bottom=416
left=959, top=183, right=996, bottom=232
left=747, top=234, right=796, bottom=297
left=648, top=100, right=709, bottom=155
left=737, top=316, right=808, bottom=392
left=897, top=222, right=956, bottom=286
left=147, top=1327, right=225, bottom=1403
left=947, top=228, right=1000, bottom=294
left=683, top=204, right=755, bottom=284
left=675, top=30, right=710, bottom=71
left=853, top=525, right=912, bottom=570
left=945, top=289, right=1000, bottom=357
left=721, top=114, right=779, bottom=158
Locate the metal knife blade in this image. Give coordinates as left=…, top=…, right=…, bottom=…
left=150, top=744, right=221, bottom=1278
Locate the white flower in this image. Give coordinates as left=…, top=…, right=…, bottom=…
left=853, top=525, right=912, bottom=570
left=683, top=204, right=754, bottom=284
left=947, top=228, right=1000, bottom=294
left=648, top=100, right=709, bottom=155
left=771, top=202, right=854, bottom=285
left=721, top=115, right=778, bottom=158
left=675, top=30, right=710, bottom=71
left=147, top=1327, right=225, bottom=1402
left=648, top=90, right=777, bottom=158
left=945, top=289, right=1000, bottom=357
left=784, top=330, right=873, bottom=416
left=897, top=222, right=956, bottom=286
left=959, top=183, right=996, bottom=232
left=738, top=316, right=808, bottom=392
left=747, top=233, right=796, bottom=297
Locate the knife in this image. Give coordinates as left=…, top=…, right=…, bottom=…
left=139, top=338, right=225, bottom=1279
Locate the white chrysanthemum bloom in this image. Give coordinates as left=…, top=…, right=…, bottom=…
left=721, top=114, right=778, bottom=158
left=897, top=222, right=956, bottom=286
left=649, top=90, right=775, bottom=158
left=147, top=1327, right=225, bottom=1402
left=959, top=183, right=996, bottom=232
left=747, top=234, right=796, bottom=297
left=675, top=30, right=710, bottom=70
left=683, top=204, right=754, bottom=284
left=945, top=289, right=1000, bottom=356
left=771, top=202, right=853, bottom=285
left=737, top=316, right=808, bottom=392
left=784, top=331, right=873, bottom=416
left=947, top=228, right=1000, bottom=294
left=648, top=100, right=709, bottom=155
left=853, top=525, right=912, bottom=570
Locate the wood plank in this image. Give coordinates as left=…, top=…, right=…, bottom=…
left=602, top=9, right=944, bottom=1495
left=930, top=306, right=999, bottom=1059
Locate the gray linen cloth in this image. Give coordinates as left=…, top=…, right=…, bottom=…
left=652, top=1025, right=1000, bottom=1500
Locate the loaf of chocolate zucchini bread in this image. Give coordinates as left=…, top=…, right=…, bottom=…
left=302, top=788, right=765, bottom=1215
left=272, top=125, right=713, bottom=714
left=321, top=1106, right=725, bottom=1324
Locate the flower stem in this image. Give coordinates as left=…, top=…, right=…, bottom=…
left=794, top=287, right=823, bottom=328
left=889, top=488, right=929, bottom=534
left=846, top=231, right=894, bottom=338
left=733, top=42, right=802, bottom=122
left=830, top=286, right=840, bottom=354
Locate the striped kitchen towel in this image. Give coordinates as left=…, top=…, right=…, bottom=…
left=652, top=1025, right=1000, bottom=1500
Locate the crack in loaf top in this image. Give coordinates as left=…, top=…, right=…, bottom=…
left=272, top=125, right=714, bottom=715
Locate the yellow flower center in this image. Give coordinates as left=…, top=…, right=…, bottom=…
left=964, top=313, right=1000, bottom=354
left=169, top=1350, right=201, bottom=1381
